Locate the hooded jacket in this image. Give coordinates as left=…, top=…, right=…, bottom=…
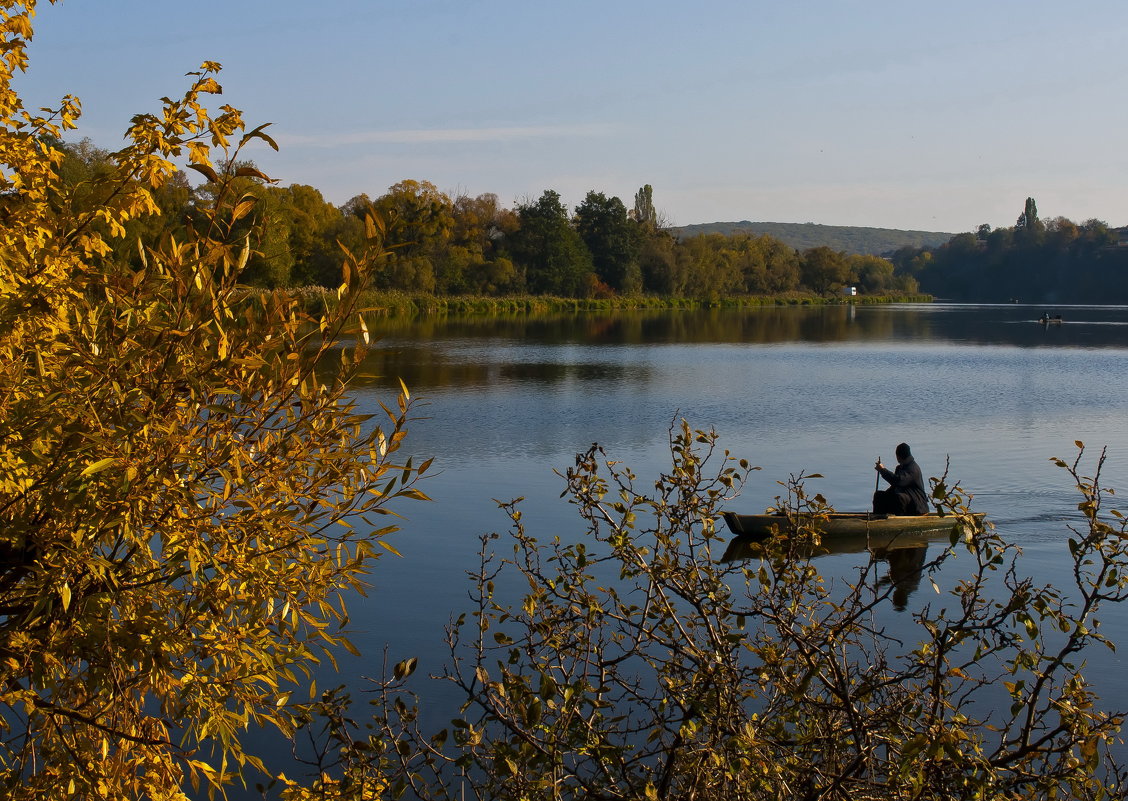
left=878, top=457, right=928, bottom=515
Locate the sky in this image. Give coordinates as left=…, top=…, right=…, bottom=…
left=14, top=0, right=1128, bottom=233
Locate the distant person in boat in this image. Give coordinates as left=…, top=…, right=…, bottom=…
left=873, top=443, right=929, bottom=515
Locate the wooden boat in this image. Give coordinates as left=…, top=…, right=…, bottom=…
left=1039, top=314, right=1063, bottom=325
left=721, top=523, right=975, bottom=563
left=722, top=510, right=982, bottom=539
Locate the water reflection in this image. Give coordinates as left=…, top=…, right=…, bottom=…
left=876, top=545, right=927, bottom=611
left=721, top=528, right=956, bottom=611
left=361, top=304, right=1128, bottom=348
left=346, top=344, right=654, bottom=391
left=348, top=304, right=1128, bottom=393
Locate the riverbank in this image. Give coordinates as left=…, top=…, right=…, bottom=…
left=246, top=288, right=933, bottom=318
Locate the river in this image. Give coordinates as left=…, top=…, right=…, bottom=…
left=267, top=303, right=1128, bottom=785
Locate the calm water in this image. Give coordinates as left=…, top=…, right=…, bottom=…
left=273, top=303, right=1128, bottom=779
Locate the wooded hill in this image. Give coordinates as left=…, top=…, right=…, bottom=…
left=673, top=221, right=954, bottom=256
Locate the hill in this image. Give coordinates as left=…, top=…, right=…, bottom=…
left=672, top=221, right=955, bottom=256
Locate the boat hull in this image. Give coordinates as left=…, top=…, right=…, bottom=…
left=722, top=510, right=979, bottom=539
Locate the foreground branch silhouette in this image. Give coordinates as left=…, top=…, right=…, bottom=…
left=317, top=423, right=1126, bottom=801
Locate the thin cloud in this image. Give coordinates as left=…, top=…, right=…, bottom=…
left=278, top=123, right=615, bottom=148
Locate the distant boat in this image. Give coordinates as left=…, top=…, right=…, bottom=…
left=721, top=510, right=982, bottom=539
left=1039, top=313, right=1063, bottom=324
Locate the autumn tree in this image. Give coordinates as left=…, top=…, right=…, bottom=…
left=445, top=192, right=520, bottom=294
left=0, top=5, right=427, bottom=798
left=675, top=234, right=743, bottom=299
left=799, top=245, right=851, bottom=296
left=372, top=179, right=454, bottom=292
left=849, top=253, right=896, bottom=294
left=281, top=182, right=362, bottom=288
left=726, top=233, right=800, bottom=295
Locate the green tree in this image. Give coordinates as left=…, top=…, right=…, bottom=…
left=726, top=233, right=800, bottom=295
left=637, top=228, right=680, bottom=295
left=54, top=138, right=192, bottom=270
left=1015, top=196, right=1045, bottom=246
left=282, top=183, right=357, bottom=288
left=0, top=9, right=427, bottom=797
left=757, top=235, right=801, bottom=294
left=446, top=192, right=520, bottom=295
left=631, top=183, right=659, bottom=230
left=1079, top=218, right=1116, bottom=248
left=849, top=253, right=896, bottom=294
left=677, top=233, right=743, bottom=299
left=799, top=245, right=851, bottom=296
left=188, top=159, right=298, bottom=288
left=510, top=190, right=593, bottom=297
left=372, top=179, right=454, bottom=292
left=574, top=190, right=641, bottom=294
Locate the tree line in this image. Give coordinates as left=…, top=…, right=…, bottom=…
left=56, top=141, right=1128, bottom=304
left=56, top=140, right=922, bottom=299
left=891, top=197, right=1128, bottom=303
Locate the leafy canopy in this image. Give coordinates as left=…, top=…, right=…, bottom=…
left=0, top=2, right=427, bottom=798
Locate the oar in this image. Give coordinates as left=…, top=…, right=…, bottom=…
left=873, top=456, right=881, bottom=513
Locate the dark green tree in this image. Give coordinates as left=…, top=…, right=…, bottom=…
left=631, top=183, right=659, bottom=230
left=574, top=191, right=640, bottom=294
left=637, top=229, right=680, bottom=294
left=509, top=190, right=593, bottom=297
left=1015, top=196, right=1045, bottom=245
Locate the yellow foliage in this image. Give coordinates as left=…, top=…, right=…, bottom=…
left=0, top=2, right=426, bottom=797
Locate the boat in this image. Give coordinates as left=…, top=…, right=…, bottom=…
left=1039, top=313, right=1063, bottom=325
left=721, top=510, right=982, bottom=540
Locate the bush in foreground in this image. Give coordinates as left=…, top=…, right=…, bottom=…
left=310, top=424, right=1125, bottom=800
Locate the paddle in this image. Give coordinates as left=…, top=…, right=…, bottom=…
left=873, top=456, right=881, bottom=513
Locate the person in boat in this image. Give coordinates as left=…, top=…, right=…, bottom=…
left=873, top=443, right=928, bottom=515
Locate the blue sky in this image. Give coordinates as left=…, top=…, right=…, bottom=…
left=16, top=0, right=1128, bottom=232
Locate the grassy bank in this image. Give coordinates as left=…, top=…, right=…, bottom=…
left=242, top=288, right=933, bottom=318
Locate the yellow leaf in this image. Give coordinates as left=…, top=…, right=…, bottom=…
left=185, top=162, right=219, bottom=183
left=376, top=540, right=402, bottom=557
left=231, top=197, right=257, bottom=222
left=81, top=457, right=118, bottom=477
left=196, top=77, right=222, bottom=94
left=234, top=166, right=273, bottom=182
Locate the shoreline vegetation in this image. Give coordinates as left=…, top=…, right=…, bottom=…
left=260, top=288, right=935, bottom=318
